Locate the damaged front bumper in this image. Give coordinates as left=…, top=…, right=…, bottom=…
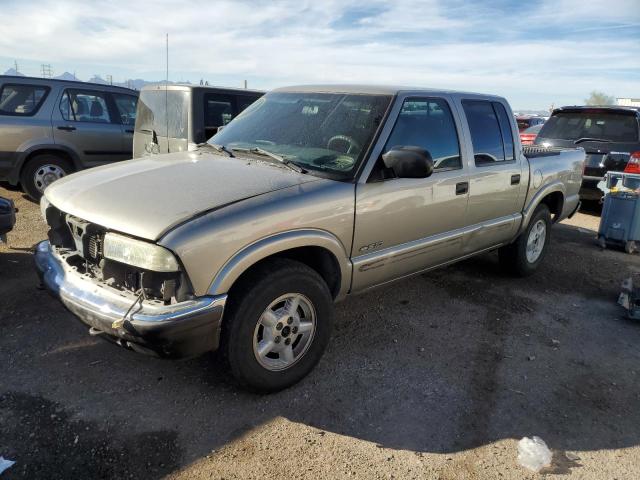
left=34, top=240, right=227, bottom=358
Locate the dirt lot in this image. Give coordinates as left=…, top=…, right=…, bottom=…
left=1, top=184, right=639, bottom=480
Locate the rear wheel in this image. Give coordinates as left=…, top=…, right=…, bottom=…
left=221, top=258, right=333, bottom=392
left=20, top=154, right=73, bottom=201
left=499, top=204, right=551, bottom=276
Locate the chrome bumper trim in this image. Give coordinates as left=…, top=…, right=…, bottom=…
left=34, top=240, right=226, bottom=327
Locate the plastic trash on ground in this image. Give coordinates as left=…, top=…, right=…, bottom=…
left=0, top=457, right=15, bottom=475
left=517, top=436, right=552, bottom=472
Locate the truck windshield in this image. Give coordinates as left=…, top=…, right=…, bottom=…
left=209, top=91, right=392, bottom=179
left=537, top=111, right=639, bottom=143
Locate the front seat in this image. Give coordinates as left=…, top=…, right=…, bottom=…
left=89, top=100, right=105, bottom=121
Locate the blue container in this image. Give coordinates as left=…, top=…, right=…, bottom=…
left=598, top=175, right=640, bottom=253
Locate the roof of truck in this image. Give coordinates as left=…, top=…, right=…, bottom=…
left=140, top=83, right=264, bottom=95
left=0, top=75, right=138, bottom=93
left=273, top=84, right=504, bottom=99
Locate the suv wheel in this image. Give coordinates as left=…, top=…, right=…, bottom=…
left=221, top=258, right=333, bottom=392
left=499, top=204, right=551, bottom=276
left=20, top=154, right=73, bottom=201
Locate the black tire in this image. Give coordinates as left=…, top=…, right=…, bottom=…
left=221, top=258, right=333, bottom=392
left=20, top=154, right=73, bottom=201
left=499, top=204, right=551, bottom=277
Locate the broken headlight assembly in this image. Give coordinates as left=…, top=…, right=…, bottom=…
left=103, top=232, right=180, bottom=272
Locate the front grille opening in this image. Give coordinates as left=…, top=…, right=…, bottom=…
left=44, top=206, right=192, bottom=304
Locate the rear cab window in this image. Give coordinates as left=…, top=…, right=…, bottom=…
left=538, top=110, right=640, bottom=143
left=0, top=83, right=50, bottom=116
left=462, top=100, right=515, bottom=165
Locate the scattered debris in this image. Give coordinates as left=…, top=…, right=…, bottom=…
left=551, top=339, right=560, bottom=346
left=619, top=277, right=640, bottom=320
left=527, top=355, right=536, bottom=361
left=517, top=436, right=552, bottom=472
left=0, top=457, right=15, bottom=475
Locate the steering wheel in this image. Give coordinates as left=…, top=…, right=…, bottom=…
left=327, top=135, right=361, bottom=155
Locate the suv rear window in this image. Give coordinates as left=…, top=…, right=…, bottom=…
left=136, top=90, right=189, bottom=139
left=0, top=84, right=49, bottom=116
left=538, top=111, right=639, bottom=143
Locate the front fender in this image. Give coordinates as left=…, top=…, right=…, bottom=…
left=207, top=229, right=352, bottom=300
left=518, top=180, right=565, bottom=235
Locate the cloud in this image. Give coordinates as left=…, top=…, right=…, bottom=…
left=0, top=0, right=637, bottom=108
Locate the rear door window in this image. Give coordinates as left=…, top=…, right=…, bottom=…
left=113, top=94, right=138, bottom=126
left=462, top=100, right=506, bottom=165
left=204, top=94, right=234, bottom=128
left=0, top=84, right=49, bottom=116
left=384, top=97, right=462, bottom=171
left=538, top=111, right=639, bottom=143
left=493, top=102, right=515, bottom=162
left=60, top=89, right=111, bottom=123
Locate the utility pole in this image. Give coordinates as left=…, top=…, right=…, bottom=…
left=14, top=60, right=18, bottom=74
left=40, top=64, right=52, bottom=78
left=244, top=79, right=247, bottom=89
left=106, top=74, right=113, bottom=85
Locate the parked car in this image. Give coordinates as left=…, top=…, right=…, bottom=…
left=520, top=124, right=543, bottom=145
left=516, top=115, right=545, bottom=132
left=534, top=106, right=640, bottom=201
left=35, top=85, right=584, bottom=392
left=0, top=196, right=16, bottom=243
left=133, top=84, right=264, bottom=158
left=0, top=75, right=138, bottom=200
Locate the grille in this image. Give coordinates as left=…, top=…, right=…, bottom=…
left=87, top=233, right=103, bottom=262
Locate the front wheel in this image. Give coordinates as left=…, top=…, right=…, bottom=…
left=221, top=258, right=333, bottom=392
left=499, top=204, right=551, bottom=276
left=20, top=154, right=73, bottom=201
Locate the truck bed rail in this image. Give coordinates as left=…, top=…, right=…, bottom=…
left=523, top=145, right=580, bottom=158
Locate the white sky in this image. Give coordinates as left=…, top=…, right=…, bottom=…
left=0, top=0, right=638, bottom=109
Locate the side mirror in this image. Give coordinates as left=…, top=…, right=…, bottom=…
left=382, top=146, right=434, bottom=178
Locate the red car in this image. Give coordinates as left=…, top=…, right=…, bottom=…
left=516, top=115, right=545, bottom=132
left=519, top=124, right=543, bottom=145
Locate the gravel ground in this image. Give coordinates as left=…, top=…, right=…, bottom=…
left=1, top=185, right=639, bottom=480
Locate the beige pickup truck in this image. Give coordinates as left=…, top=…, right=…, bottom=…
left=35, top=85, right=585, bottom=391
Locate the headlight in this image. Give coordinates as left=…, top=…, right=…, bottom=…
left=103, top=232, right=179, bottom=272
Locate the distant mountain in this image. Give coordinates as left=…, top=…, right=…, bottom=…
left=53, top=71, right=78, bottom=81
left=3, top=68, right=25, bottom=76
left=88, top=75, right=108, bottom=85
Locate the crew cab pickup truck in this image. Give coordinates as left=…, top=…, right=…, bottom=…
left=35, top=85, right=585, bottom=392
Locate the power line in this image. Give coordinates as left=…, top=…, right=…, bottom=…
left=40, top=64, right=52, bottom=78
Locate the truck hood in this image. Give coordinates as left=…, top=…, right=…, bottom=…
left=45, top=151, right=320, bottom=240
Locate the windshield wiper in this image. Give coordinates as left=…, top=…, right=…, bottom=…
left=231, top=147, right=307, bottom=174
left=573, top=137, right=613, bottom=145
left=198, top=142, right=235, bottom=157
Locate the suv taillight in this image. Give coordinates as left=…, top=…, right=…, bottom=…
left=624, top=152, right=640, bottom=174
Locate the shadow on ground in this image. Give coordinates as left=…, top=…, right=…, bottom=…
left=1, top=221, right=639, bottom=479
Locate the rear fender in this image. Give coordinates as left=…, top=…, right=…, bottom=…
left=518, top=181, right=566, bottom=235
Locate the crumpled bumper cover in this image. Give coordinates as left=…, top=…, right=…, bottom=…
left=34, top=240, right=227, bottom=358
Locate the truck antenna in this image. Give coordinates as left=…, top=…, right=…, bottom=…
left=165, top=33, right=170, bottom=153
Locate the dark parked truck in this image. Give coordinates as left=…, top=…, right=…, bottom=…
left=0, top=75, right=138, bottom=200
left=534, top=106, right=640, bottom=201
left=0, top=196, right=16, bottom=243
left=35, top=85, right=585, bottom=392
left=132, top=84, right=264, bottom=158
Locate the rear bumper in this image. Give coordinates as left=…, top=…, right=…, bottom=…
left=34, top=240, right=227, bottom=358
